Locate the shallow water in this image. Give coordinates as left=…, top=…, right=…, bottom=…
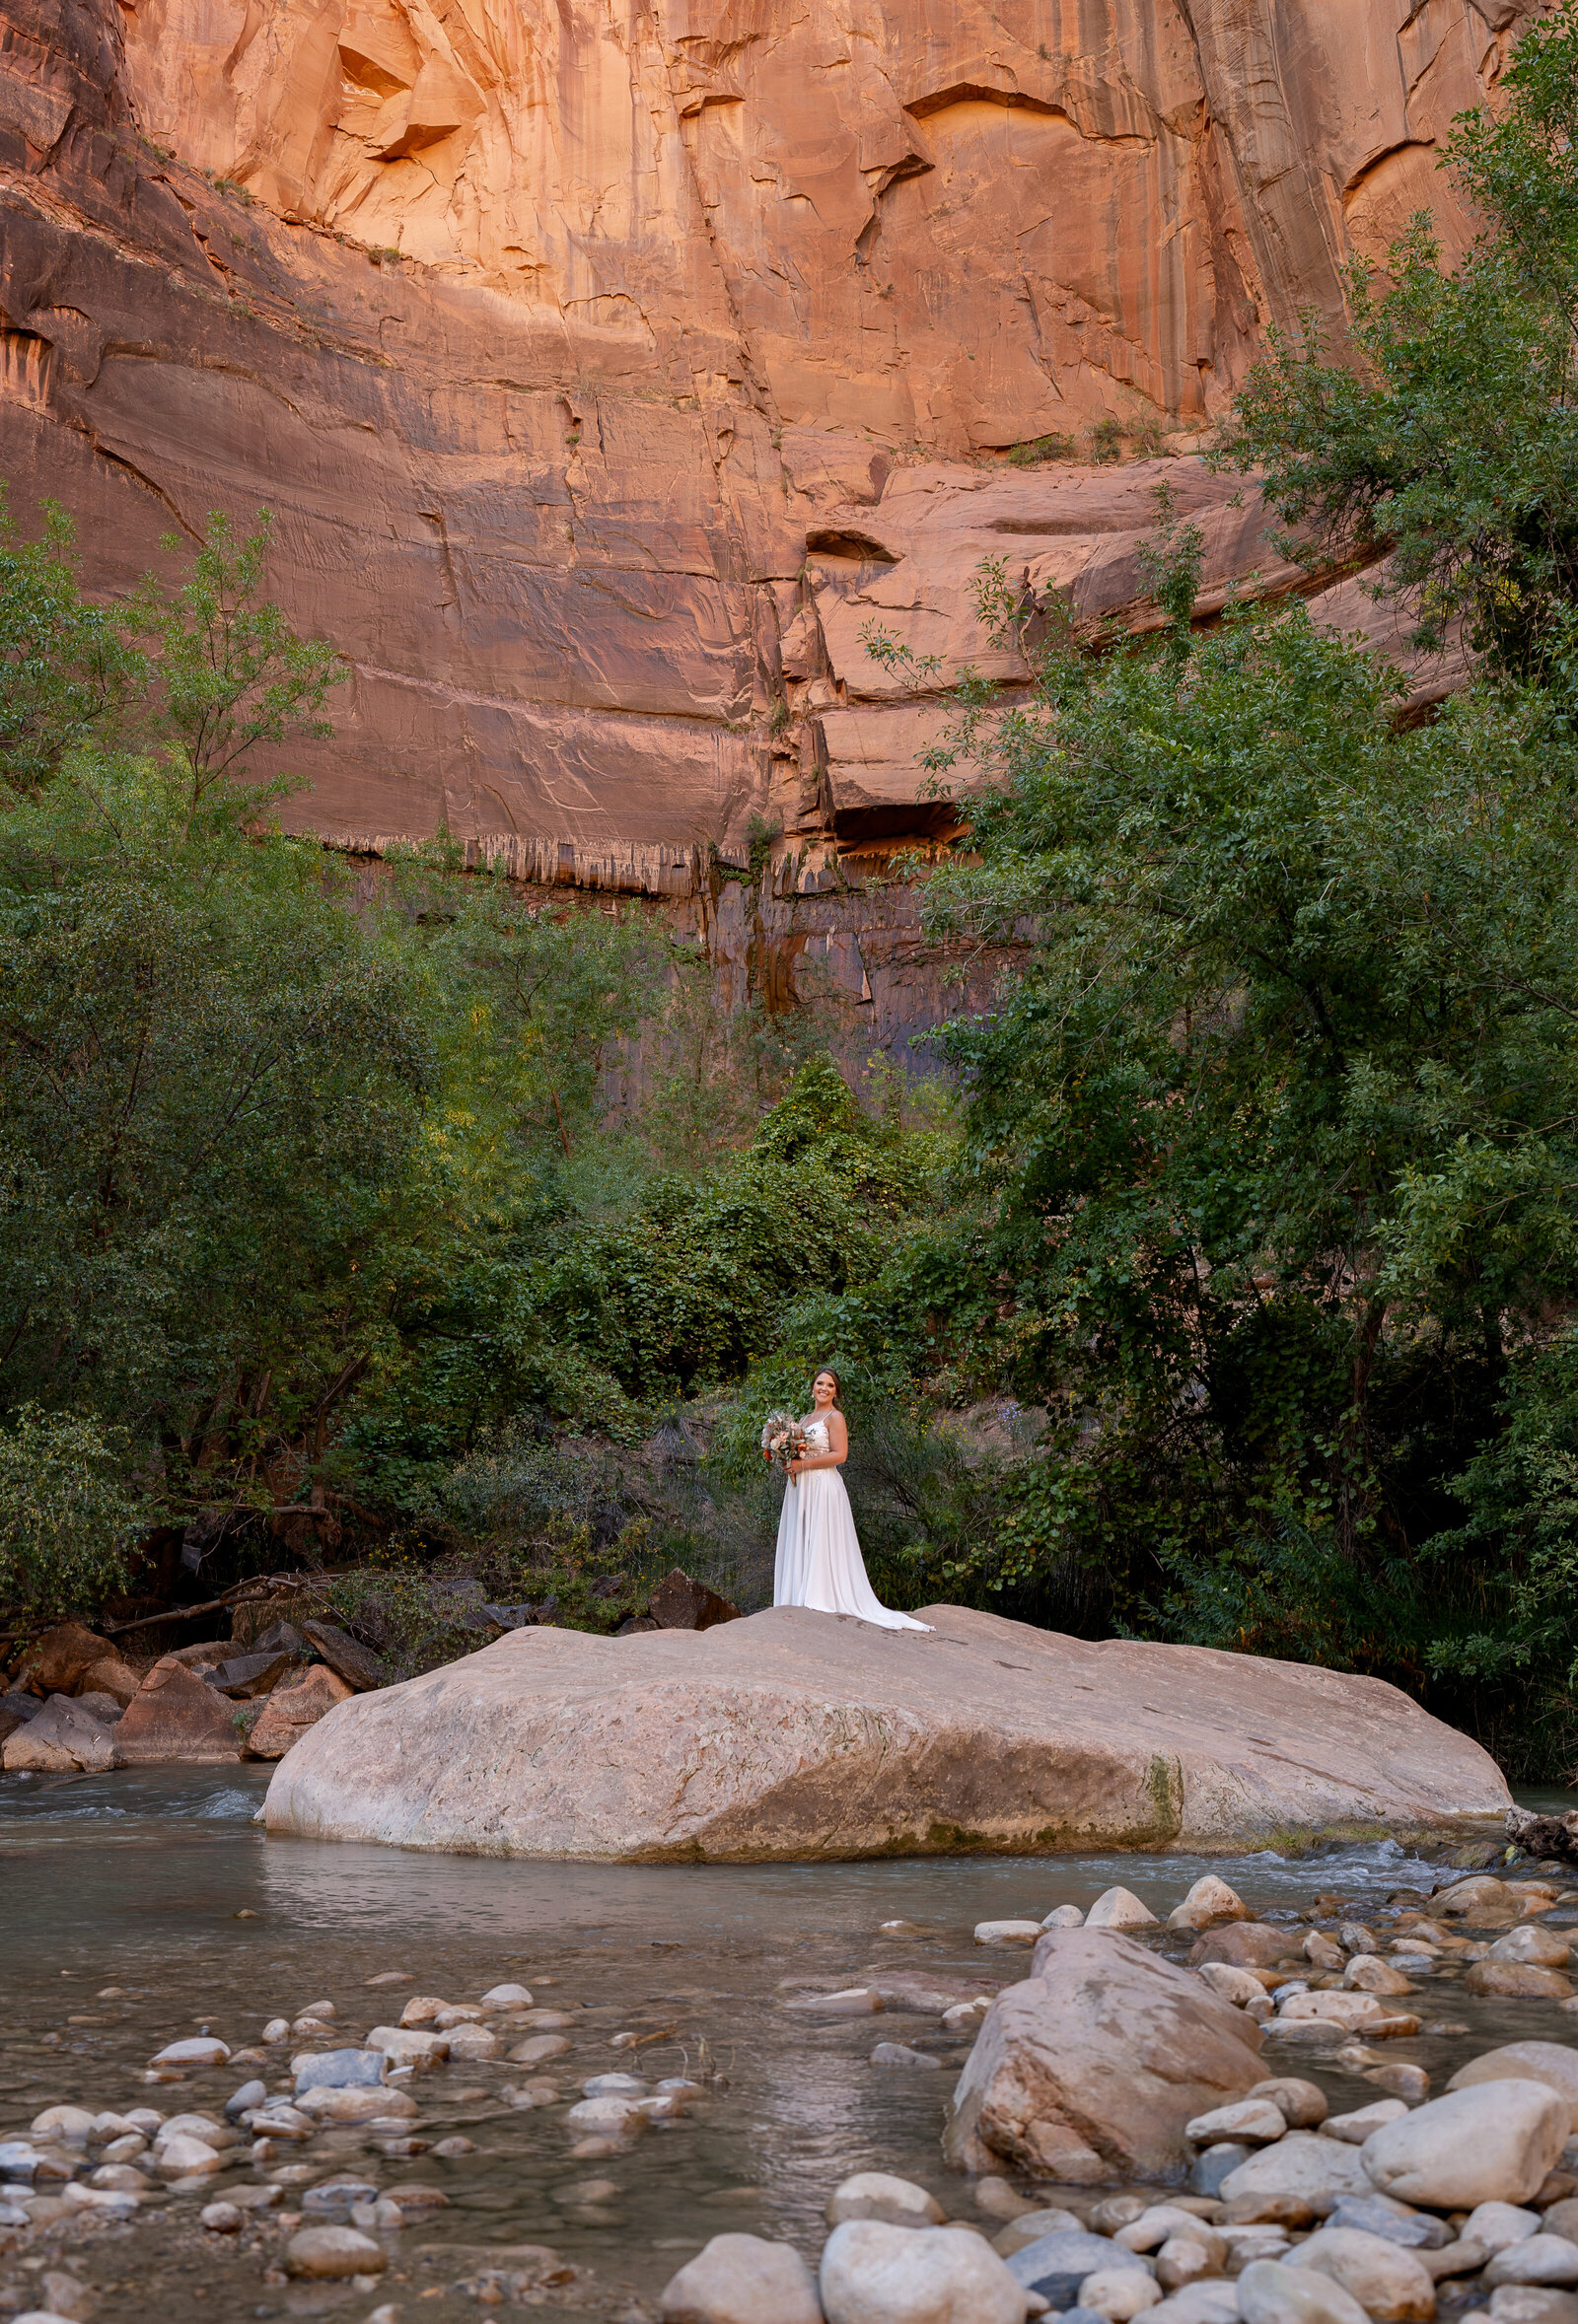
left=2, top=1766, right=1574, bottom=2323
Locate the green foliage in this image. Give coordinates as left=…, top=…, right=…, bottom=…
left=0, top=495, right=146, bottom=797
left=1007, top=435, right=1075, bottom=467
left=0, top=1404, right=144, bottom=1620
left=1086, top=417, right=1126, bottom=464
left=1227, top=1, right=1578, bottom=691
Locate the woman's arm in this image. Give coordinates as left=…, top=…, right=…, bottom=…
left=788, top=1412, right=849, bottom=1474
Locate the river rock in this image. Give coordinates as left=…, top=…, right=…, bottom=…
left=1251, top=2082, right=1328, bottom=2131
left=1487, top=2292, right=1578, bottom=2324
left=1079, top=2267, right=1164, bottom=2319
left=1186, top=2102, right=1289, bottom=2147
left=947, top=1931, right=1263, bottom=2181
left=1287, top=2226, right=1436, bottom=2320
left=995, top=2213, right=1091, bottom=2258
left=1087, top=1888, right=1160, bottom=1931
left=510, top=2035, right=572, bottom=2067
left=1485, top=2243, right=1578, bottom=2289
left=1489, top=1930, right=1572, bottom=1969
left=112, top=1659, right=243, bottom=1765
left=151, top=2036, right=231, bottom=2067
left=1000, top=2229, right=1137, bottom=2303
left=1361, top=2082, right=1569, bottom=2209
left=482, top=1984, right=534, bottom=2007
left=248, top=1665, right=354, bottom=1760
left=979, top=1922, right=1049, bottom=1945
left=18, top=1623, right=113, bottom=1696
left=1326, top=2198, right=1448, bottom=2250
left=204, top=1652, right=295, bottom=1701
left=1238, top=2258, right=1371, bottom=2324
left=295, top=2050, right=387, bottom=2094
left=155, top=2134, right=225, bottom=2176
left=827, top=2174, right=946, bottom=2229
left=1546, top=2209, right=1578, bottom=2245
left=261, top=1606, right=1511, bottom=1859
left=298, top=2084, right=416, bottom=2123
left=1322, top=2102, right=1408, bottom=2146
left=1199, top=1966, right=1270, bottom=2008
left=1193, top=1930, right=1297, bottom=1971
left=822, top=2219, right=1044, bottom=2324
left=78, top=1654, right=146, bottom=1708
left=1344, top=1959, right=1415, bottom=1996
left=1449, top=2048, right=1578, bottom=2133
left=1466, top=1963, right=1575, bottom=2000
left=660, top=2232, right=823, bottom=2324
left=1043, top=1907, right=1087, bottom=1930
left=1, top=1695, right=117, bottom=1773
left=368, top=2025, right=450, bottom=2067
left=1464, top=2207, right=1543, bottom=2254
left=1147, top=2289, right=1240, bottom=2324
left=1220, top=2134, right=1372, bottom=2212
left=300, top=1620, right=386, bottom=1693
left=285, top=2225, right=388, bottom=2279
left=1170, top=1878, right=1250, bottom=1933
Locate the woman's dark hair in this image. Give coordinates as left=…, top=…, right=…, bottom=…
left=813, top=1366, right=843, bottom=1409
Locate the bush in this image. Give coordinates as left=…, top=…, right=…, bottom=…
left=0, top=1405, right=144, bottom=1622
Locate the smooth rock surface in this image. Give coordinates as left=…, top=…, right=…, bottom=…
left=249, top=1665, right=355, bottom=1761
left=947, top=1931, right=1263, bottom=2182
left=827, top=2174, right=946, bottom=2230
left=1361, top=2082, right=1569, bottom=2210
left=264, top=1606, right=1509, bottom=1860
left=1239, top=2258, right=1371, bottom=2324
left=112, top=1658, right=243, bottom=1765
left=822, top=2218, right=1042, bottom=2324
left=1287, top=2227, right=1437, bottom=2320
left=1450, top=2050, right=1578, bottom=2134
left=285, top=2225, right=388, bottom=2279
left=1220, top=2134, right=1372, bottom=2212
left=660, top=2233, right=823, bottom=2324
left=0, top=1694, right=116, bottom=1774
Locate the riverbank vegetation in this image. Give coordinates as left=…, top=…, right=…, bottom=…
left=4, top=8, right=1578, bottom=1777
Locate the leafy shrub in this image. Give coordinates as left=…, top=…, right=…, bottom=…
left=0, top=1405, right=144, bottom=1621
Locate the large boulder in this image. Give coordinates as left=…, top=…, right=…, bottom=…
left=1361, top=2081, right=1569, bottom=2211
left=1449, top=2047, right=1578, bottom=2134
left=248, top=1666, right=354, bottom=1760
left=944, top=1930, right=1264, bottom=2182
left=112, top=1657, right=244, bottom=1765
left=0, top=1693, right=117, bottom=1773
left=17, top=1622, right=113, bottom=1696
left=262, top=1605, right=1509, bottom=1860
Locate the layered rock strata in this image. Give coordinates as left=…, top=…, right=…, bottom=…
left=0, top=0, right=1524, bottom=878
left=262, top=1602, right=1511, bottom=1860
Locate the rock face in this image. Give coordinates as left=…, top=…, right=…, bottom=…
left=263, top=1603, right=1509, bottom=1859
left=0, top=0, right=1528, bottom=893
left=247, top=1664, right=355, bottom=1760
left=945, top=1930, right=1265, bottom=2182
left=110, top=1656, right=243, bottom=1765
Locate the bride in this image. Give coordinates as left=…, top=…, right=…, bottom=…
left=768, top=1369, right=933, bottom=1631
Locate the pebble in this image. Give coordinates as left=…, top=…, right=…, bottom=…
left=1287, top=2226, right=1437, bottom=2320
left=1484, top=2241, right=1578, bottom=2289
left=200, top=2201, right=244, bottom=2231
left=659, top=2231, right=823, bottom=2324
left=941, top=2000, right=991, bottom=2032
left=826, top=2174, right=947, bottom=2230
left=1043, top=1907, right=1086, bottom=1930
left=295, top=2049, right=388, bottom=2094
left=150, top=2036, right=229, bottom=2067
left=431, top=2136, right=474, bottom=2157
left=975, top=1922, right=1045, bottom=1946
left=823, top=2218, right=1041, bottom=2324
left=225, top=2078, right=266, bottom=2116
left=1362, top=2082, right=1570, bottom=2209
left=285, top=2224, right=389, bottom=2278
left=1344, top=1959, right=1416, bottom=1997
left=1186, top=2101, right=1289, bottom=2148
left=1322, top=2101, right=1409, bottom=2146
left=872, top=2043, right=943, bottom=2070
left=154, top=2134, right=224, bottom=2176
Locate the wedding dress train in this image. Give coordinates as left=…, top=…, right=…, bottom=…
left=772, top=1420, right=933, bottom=1630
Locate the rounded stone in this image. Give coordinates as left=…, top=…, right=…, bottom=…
left=1450, top=2049, right=1578, bottom=2134
left=659, top=2232, right=823, bottom=2324
left=1185, top=2101, right=1288, bottom=2148
left=822, top=2218, right=1040, bottom=2324
left=975, top=1922, right=1045, bottom=1946
left=1238, top=2258, right=1373, bottom=2324
left=1322, top=2101, right=1409, bottom=2146
left=286, top=2225, right=388, bottom=2279
left=1361, top=2081, right=1569, bottom=2210
left=1465, top=1964, right=1574, bottom=2001
left=1489, top=1931, right=1571, bottom=1971
left=1465, top=2206, right=1544, bottom=2254
left=1287, top=2226, right=1437, bottom=2321
left=1087, top=1887, right=1160, bottom=1931
left=151, top=2037, right=230, bottom=2067
left=1250, top=2081, right=1329, bottom=2131
left=1484, top=2241, right=1578, bottom=2290
left=481, top=1984, right=534, bottom=2007
left=1080, top=2268, right=1165, bottom=2320
left=1043, top=1907, right=1086, bottom=1930
left=200, top=2201, right=244, bottom=2231
left=826, top=2173, right=947, bottom=2230
left=1344, top=1958, right=1416, bottom=1997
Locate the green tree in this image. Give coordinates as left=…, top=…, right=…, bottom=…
left=0, top=494, right=147, bottom=797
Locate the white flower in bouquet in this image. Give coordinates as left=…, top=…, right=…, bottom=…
left=760, top=1410, right=810, bottom=1472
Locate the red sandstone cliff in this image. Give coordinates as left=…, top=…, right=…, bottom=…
left=0, top=0, right=1527, bottom=880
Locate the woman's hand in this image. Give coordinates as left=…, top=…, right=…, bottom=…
left=786, top=1456, right=805, bottom=1477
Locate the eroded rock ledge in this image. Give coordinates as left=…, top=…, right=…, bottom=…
left=261, top=1604, right=1509, bottom=1861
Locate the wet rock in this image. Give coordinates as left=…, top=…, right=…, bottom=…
left=285, top=2224, right=388, bottom=2278
left=1322, top=2102, right=1409, bottom=2146
left=826, top=2175, right=947, bottom=2230
left=1219, top=2133, right=1372, bottom=2211
left=785, top=1988, right=884, bottom=2015
left=482, top=1984, right=534, bottom=2007
left=1484, top=2241, right=1578, bottom=2289
left=301, top=1620, right=386, bottom=1693
left=1488, top=1930, right=1572, bottom=1970
left=1466, top=1964, right=1574, bottom=2000
left=150, top=2036, right=230, bottom=2067
left=1547, top=2207, right=1578, bottom=2244
left=1086, top=1888, right=1159, bottom=1932
left=1170, top=1879, right=1250, bottom=1934
left=1193, top=1929, right=1297, bottom=1971
left=366, top=2025, right=450, bottom=2068
left=978, top=1922, right=1049, bottom=1946
left=1043, top=1907, right=1087, bottom=1930
left=88, top=2165, right=146, bottom=2192
left=296, top=2050, right=387, bottom=2094
left=302, top=2177, right=380, bottom=2218
left=155, top=2134, right=225, bottom=2176
left=942, top=2000, right=992, bottom=2033
left=1363, top=2082, right=1570, bottom=2209
left=509, top=2035, right=572, bottom=2067
left=201, top=2201, right=244, bottom=2230
left=1287, top=2226, right=1437, bottom=2319
left=113, top=1659, right=244, bottom=1765
left=445, top=2023, right=500, bottom=2061
left=1154, top=2238, right=1223, bottom=2292
left=2, top=1695, right=117, bottom=1773
left=1192, top=2147, right=1255, bottom=2198
left=659, top=2231, right=823, bottom=2324
left=994, top=2212, right=1090, bottom=2258
left=1238, top=2257, right=1371, bottom=2324
left=824, top=2218, right=1045, bottom=2323
left=1343, top=1959, right=1416, bottom=1997
left=1450, top=2048, right=1578, bottom=2134
left=1366, top=2066, right=1432, bottom=2105
left=1251, top=2082, right=1328, bottom=2131
left=1004, top=2229, right=1148, bottom=2305
left=872, top=2043, right=943, bottom=2070
left=225, top=2079, right=266, bottom=2117
left=1198, top=1966, right=1272, bottom=2009
left=948, top=1931, right=1262, bottom=2183
left=297, top=2085, right=416, bottom=2124
left=1079, top=2267, right=1164, bottom=2319
left=1186, top=2102, right=1288, bottom=2148
left=399, top=1995, right=449, bottom=2025
left=1487, top=2290, right=1578, bottom=2324
left=646, top=1570, right=743, bottom=1631
left=31, top=2107, right=95, bottom=2144
left=1115, top=2209, right=1223, bottom=2258
left=247, top=1665, right=354, bottom=1760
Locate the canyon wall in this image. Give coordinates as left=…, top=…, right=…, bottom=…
left=0, top=0, right=1529, bottom=1042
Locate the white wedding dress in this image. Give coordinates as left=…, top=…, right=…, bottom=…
left=773, top=1420, right=933, bottom=1630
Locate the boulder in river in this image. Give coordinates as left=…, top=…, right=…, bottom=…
left=821, top=2218, right=1045, bottom=2324
left=659, top=2232, right=823, bottom=2324
left=1361, top=2080, right=1570, bottom=2210
left=261, top=1604, right=1509, bottom=1860
left=112, top=1657, right=243, bottom=1764
left=248, top=1664, right=354, bottom=1759
left=1448, top=2045, right=1578, bottom=2133
left=1, top=1693, right=117, bottom=1773
left=945, top=1929, right=1264, bottom=2182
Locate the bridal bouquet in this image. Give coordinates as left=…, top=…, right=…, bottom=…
left=760, top=1410, right=811, bottom=1473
